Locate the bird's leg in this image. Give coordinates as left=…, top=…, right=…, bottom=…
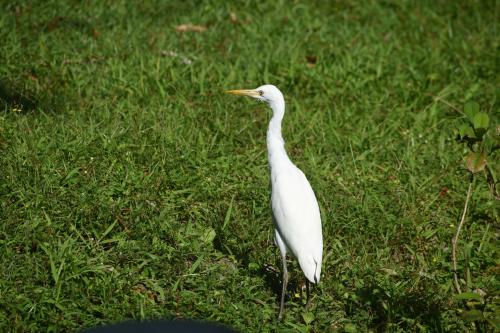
left=305, top=279, right=312, bottom=308
left=278, top=254, right=288, bottom=321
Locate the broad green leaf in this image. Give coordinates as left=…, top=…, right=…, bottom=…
left=458, top=124, right=475, bottom=139
left=301, top=311, right=315, bottom=325
left=344, top=323, right=358, bottom=333
left=455, top=292, right=482, bottom=301
left=201, top=228, right=216, bottom=244
left=473, top=112, right=489, bottom=130
left=461, top=309, right=484, bottom=321
left=465, top=152, right=486, bottom=173
left=248, top=262, right=259, bottom=270
left=464, top=101, right=480, bottom=120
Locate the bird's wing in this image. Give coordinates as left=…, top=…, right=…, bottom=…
left=271, top=167, right=323, bottom=282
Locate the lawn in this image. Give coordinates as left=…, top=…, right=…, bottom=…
left=0, top=1, right=498, bottom=332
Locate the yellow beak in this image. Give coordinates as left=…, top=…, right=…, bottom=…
left=225, top=89, right=260, bottom=97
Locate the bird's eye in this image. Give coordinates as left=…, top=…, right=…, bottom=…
left=258, top=90, right=264, bottom=96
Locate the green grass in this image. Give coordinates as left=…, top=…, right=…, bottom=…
left=1, top=0, right=498, bottom=331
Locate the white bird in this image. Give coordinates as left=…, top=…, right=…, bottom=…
left=226, top=85, right=323, bottom=319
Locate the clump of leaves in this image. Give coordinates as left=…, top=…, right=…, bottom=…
left=452, top=101, right=499, bottom=330
left=454, top=291, right=500, bottom=331
left=456, top=101, right=499, bottom=196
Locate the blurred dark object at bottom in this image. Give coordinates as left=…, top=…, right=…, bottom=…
left=83, top=319, right=238, bottom=333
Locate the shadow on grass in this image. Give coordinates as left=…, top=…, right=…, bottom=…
left=213, top=233, right=307, bottom=307
left=0, top=78, right=69, bottom=114
left=348, top=282, right=445, bottom=332
left=0, top=80, right=38, bottom=112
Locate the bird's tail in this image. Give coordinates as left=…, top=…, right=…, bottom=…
left=299, top=255, right=322, bottom=284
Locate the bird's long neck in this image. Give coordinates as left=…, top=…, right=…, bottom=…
left=266, top=99, right=293, bottom=175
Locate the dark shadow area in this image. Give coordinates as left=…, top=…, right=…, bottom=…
left=0, top=80, right=38, bottom=112
left=213, top=232, right=307, bottom=307
left=0, top=77, right=69, bottom=114
left=347, top=281, right=445, bottom=332
left=84, top=319, right=238, bottom=333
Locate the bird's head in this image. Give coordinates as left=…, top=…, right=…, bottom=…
left=225, top=84, right=283, bottom=105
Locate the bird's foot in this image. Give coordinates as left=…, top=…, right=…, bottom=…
left=278, top=304, right=284, bottom=321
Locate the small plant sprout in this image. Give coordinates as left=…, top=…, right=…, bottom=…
left=452, top=100, right=499, bottom=327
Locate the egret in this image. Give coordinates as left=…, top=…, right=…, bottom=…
left=226, top=85, right=323, bottom=319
